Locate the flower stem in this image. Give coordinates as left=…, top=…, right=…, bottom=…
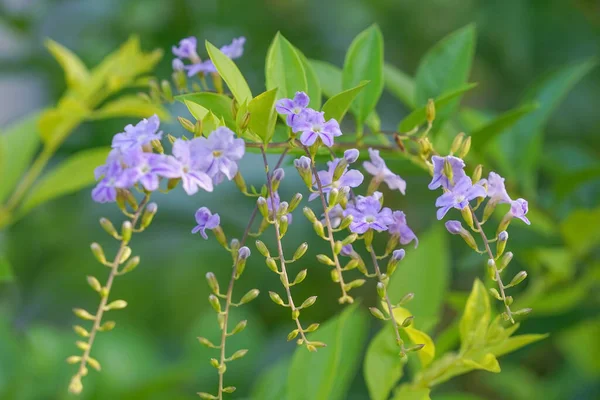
left=470, top=206, right=514, bottom=323
left=367, top=244, right=406, bottom=353
left=69, top=194, right=150, bottom=394
left=259, top=146, right=311, bottom=348
left=303, top=147, right=351, bottom=303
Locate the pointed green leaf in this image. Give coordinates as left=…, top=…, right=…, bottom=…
left=20, top=147, right=111, bottom=213
left=470, top=103, right=538, bottom=151
left=398, top=83, right=477, bottom=132
left=322, top=81, right=369, bottom=122
left=177, top=92, right=235, bottom=128
left=364, top=324, right=404, bottom=400
left=342, top=25, right=384, bottom=124
left=384, top=63, right=416, bottom=109
left=501, top=58, right=597, bottom=195
left=459, top=279, right=491, bottom=351
left=251, top=357, right=289, bottom=400
left=414, top=24, right=476, bottom=116
left=45, top=39, right=90, bottom=89
left=248, top=89, right=278, bottom=144
left=0, top=113, right=42, bottom=203
left=90, top=95, right=168, bottom=121
left=462, top=352, right=501, bottom=373
left=391, top=385, right=431, bottom=400
left=387, top=226, right=450, bottom=331
left=206, top=41, right=252, bottom=103
left=288, top=303, right=369, bottom=400
left=310, top=59, right=342, bottom=96
left=487, top=333, right=549, bottom=358
left=0, top=255, right=13, bottom=282
left=297, top=50, right=321, bottom=109
left=202, top=111, right=223, bottom=135
left=560, top=207, right=600, bottom=258
left=392, top=307, right=435, bottom=367
left=266, top=33, right=307, bottom=100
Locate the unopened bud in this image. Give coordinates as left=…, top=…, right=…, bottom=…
left=300, top=296, right=317, bottom=309
left=461, top=207, right=474, bottom=230
left=99, top=321, right=116, bottom=331
left=87, top=276, right=102, bottom=292
left=269, top=291, right=285, bottom=306
left=328, top=188, right=340, bottom=207
left=513, top=308, right=532, bottom=318
left=402, top=316, right=414, bottom=327
left=255, top=240, right=270, bottom=257
left=233, top=172, right=247, bottom=193
left=338, top=215, right=353, bottom=230
left=344, top=149, right=359, bottom=164
left=141, top=202, right=158, bottom=229
left=240, top=112, right=250, bottom=130
left=293, top=242, right=308, bottom=260
left=293, top=269, right=307, bottom=285
left=498, top=251, right=513, bottom=271
left=496, top=231, right=508, bottom=256
left=100, top=218, right=119, bottom=238
left=507, top=271, right=527, bottom=288
left=317, top=254, right=335, bottom=266
left=398, top=292, right=414, bottom=306
left=376, top=282, right=386, bottom=298
left=472, top=164, right=483, bottom=182
left=277, top=202, right=289, bottom=217
left=450, top=132, right=465, bottom=154
left=73, top=308, right=95, bottom=320
left=257, top=197, right=269, bottom=219
left=178, top=116, right=195, bottom=132
left=313, top=221, right=325, bottom=238
left=239, top=289, right=260, bottom=305
left=151, top=139, right=164, bottom=154
left=105, top=300, right=127, bottom=311
left=265, top=257, right=278, bottom=273
left=279, top=215, right=289, bottom=237
left=289, top=193, right=303, bottom=212
left=443, top=159, right=454, bottom=185
left=231, top=320, right=247, bottom=335
left=230, top=349, right=248, bottom=361
left=303, top=207, right=317, bottom=223
left=333, top=159, right=348, bottom=181
left=208, top=295, right=221, bottom=313
left=206, top=272, right=220, bottom=294
left=90, top=243, right=106, bottom=264
left=341, top=233, right=358, bottom=246
left=458, top=136, right=471, bottom=158
left=121, top=221, right=133, bottom=243
left=426, top=99, right=435, bottom=124
left=369, top=307, right=386, bottom=320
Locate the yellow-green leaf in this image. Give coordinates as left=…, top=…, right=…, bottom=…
left=364, top=324, right=404, bottom=400
left=487, top=334, right=549, bottom=358
left=391, top=385, right=431, bottom=400
left=0, top=254, right=13, bottom=282
left=176, top=92, right=234, bottom=128
left=20, top=147, right=111, bottom=213
left=392, top=307, right=435, bottom=368
left=461, top=352, right=500, bottom=373
left=322, top=81, right=369, bottom=123
left=45, top=39, right=90, bottom=89
left=459, top=279, right=491, bottom=351
left=266, top=33, right=308, bottom=100
left=248, top=89, right=278, bottom=144
left=384, top=63, right=416, bottom=109
left=297, top=50, right=322, bottom=109
left=206, top=41, right=252, bottom=104
left=91, top=95, right=168, bottom=121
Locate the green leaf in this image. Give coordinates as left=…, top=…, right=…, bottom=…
left=387, top=226, right=450, bottom=331
left=384, top=63, right=416, bottom=109
left=560, top=207, right=600, bottom=258
left=0, top=113, right=42, bottom=203
left=310, top=59, right=342, bottom=97
left=202, top=111, right=224, bottom=135
left=297, top=50, right=322, bottom=109
left=0, top=255, right=13, bottom=282
left=20, top=147, right=111, bottom=213
left=391, top=385, right=431, bottom=400
left=557, top=318, right=600, bottom=377
left=414, top=24, right=476, bottom=117
left=177, top=92, right=235, bottom=129
left=501, top=58, right=597, bottom=195
left=266, top=33, right=308, bottom=100
left=206, top=41, right=252, bottom=103
left=487, top=333, right=549, bottom=358
left=90, top=95, right=169, bottom=121
left=364, top=324, right=404, bottom=400
left=391, top=307, right=435, bottom=367
left=45, top=39, right=90, bottom=89
left=251, top=357, right=289, bottom=400
left=287, top=303, right=369, bottom=400
left=461, top=352, right=500, bottom=373
left=470, top=103, right=538, bottom=151
left=248, top=89, right=279, bottom=144
left=459, top=279, right=491, bottom=351
left=342, top=24, right=384, bottom=124
left=398, top=83, right=477, bottom=132
left=38, top=97, right=89, bottom=145
left=322, top=81, right=369, bottom=123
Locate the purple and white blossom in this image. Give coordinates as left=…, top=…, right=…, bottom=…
left=172, top=37, right=199, bottom=60
left=171, top=139, right=214, bottom=195
left=340, top=244, right=354, bottom=257
left=275, top=92, right=310, bottom=127
left=180, top=37, right=246, bottom=77
left=192, top=207, right=221, bottom=239
left=510, top=198, right=530, bottom=225
left=293, top=110, right=342, bottom=147
left=92, top=159, right=124, bottom=203
left=111, top=115, right=162, bottom=151
left=191, top=127, right=245, bottom=184
left=344, top=192, right=394, bottom=234
left=487, top=172, right=511, bottom=204
left=428, top=155, right=467, bottom=190
left=117, top=149, right=179, bottom=192
left=434, top=176, right=486, bottom=220
left=322, top=204, right=344, bottom=229
left=309, top=158, right=363, bottom=201
left=389, top=211, right=418, bottom=248
left=392, top=249, right=406, bottom=262
left=267, top=191, right=293, bottom=223
left=363, top=148, right=407, bottom=194
left=445, top=220, right=463, bottom=235
left=344, top=149, right=360, bottom=164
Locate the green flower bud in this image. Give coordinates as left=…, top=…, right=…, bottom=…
left=239, top=289, right=260, bottom=305
left=450, top=132, right=465, bottom=154
left=178, top=117, right=195, bottom=132
left=489, top=288, right=502, bottom=300
left=369, top=307, right=387, bottom=320
left=98, top=321, right=116, bottom=331
left=255, top=240, right=270, bottom=257
left=120, top=256, right=140, bottom=275
left=141, top=202, right=158, bottom=229
left=291, top=309, right=300, bottom=320
left=333, top=159, right=348, bottom=181
left=279, top=215, right=289, bottom=237
left=305, top=323, right=319, bottom=332
left=461, top=206, right=474, bottom=230
left=230, top=349, right=248, bottom=361
left=73, top=325, right=89, bottom=338
left=317, top=254, right=335, bottom=266
left=328, top=188, right=340, bottom=207
left=289, top=193, right=303, bottom=212
left=287, top=329, right=299, bottom=341
left=213, top=226, right=228, bottom=248
left=472, top=164, right=483, bottom=182
left=99, top=218, right=119, bottom=239
left=233, top=172, right=247, bottom=194
left=269, top=291, right=285, bottom=306
left=303, top=207, right=317, bottom=223
left=257, top=197, right=269, bottom=219
left=105, top=300, right=127, bottom=311
left=507, top=271, right=527, bottom=288
left=73, top=308, right=95, bottom=320
left=293, top=242, right=308, bottom=260
left=86, top=276, right=102, bottom=292
left=208, top=295, right=221, bottom=313
left=119, top=246, right=132, bottom=264
left=90, top=243, right=106, bottom=264
left=376, top=282, right=386, bottom=298
left=338, top=215, right=353, bottom=230
left=293, top=269, right=307, bottom=285
left=458, top=136, right=472, bottom=158
left=265, top=257, right=278, bottom=273
left=398, top=292, right=414, bottom=306
left=300, top=296, right=317, bottom=309
left=426, top=99, right=436, bottom=124
left=498, top=251, right=513, bottom=271
left=496, top=230, right=508, bottom=256
left=402, top=316, right=414, bottom=327
left=230, top=320, right=247, bottom=335
left=313, top=221, right=325, bottom=238
left=205, top=272, right=220, bottom=294
left=121, top=221, right=133, bottom=243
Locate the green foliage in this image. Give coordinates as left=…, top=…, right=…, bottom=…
left=177, top=92, right=235, bottom=128
left=90, top=95, right=168, bottom=121
left=248, top=89, right=278, bottom=144
left=288, top=303, right=369, bottom=400
left=297, top=51, right=322, bottom=109
left=342, top=24, right=384, bottom=125
left=250, top=358, right=289, bottom=400
left=206, top=41, right=252, bottom=103
left=387, top=226, right=450, bottom=331
left=414, top=24, right=476, bottom=117
left=383, top=63, right=416, bottom=109
left=364, top=324, right=405, bottom=400
left=0, top=256, right=13, bottom=282
left=560, top=207, right=600, bottom=258
left=321, top=81, right=369, bottom=123
left=266, top=33, right=308, bottom=101
left=469, top=104, right=538, bottom=151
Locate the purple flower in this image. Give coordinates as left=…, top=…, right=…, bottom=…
left=172, top=36, right=199, bottom=60
left=238, top=246, right=251, bottom=260
left=510, top=198, right=530, bottom=225
left=428, top=155, right=467, bottom=190
left=341, top=244, right=354, bottom=257
left=322, top=204, right=344, bottom=229
left=192, top=207, right=220, bottom=239
left=389, top=211, right=418, bottom=248
left=191, top=127, right=245, bottom=184
left=294, top=110, right=342, bottom=147
left=344, top=149, right=359, bottom=164
left=294, top=156, right=311, bottom=171
left=267, top=192, right=292, bottom=223
left=184, top=37, right=246, bottom=77
left=344, top=192, right=394, bottom=234
left=112, top=115, right=162, bottom=151
left=392, top=249, right=406, bottom=261
left=309, top=158, right=364, bottom=201
left=276, top=92, right=310, bottom=127
left=363, top=148, right=407, bottom=194
left=118, top=149, right=180, bottom=192
left=186, top=60, right=218, bottom=76
left=435, top=176, right=486, bottom=220
left=220, top=37, right=246, bottom=59
left=487, top=172, right=511, bottom=204
left=172, top=58, right=185, bottom=71
left=171, top=139, right=214, bottom=195
left=91, top=159, right=123, bottom=203
left=445, top=220, right=463, bottom=235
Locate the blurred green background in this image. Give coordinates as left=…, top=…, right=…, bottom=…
left=1, top=0, right=599, bottom=399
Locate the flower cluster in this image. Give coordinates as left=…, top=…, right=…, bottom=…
left=92, top=116, right=246, bottom=203
left=276, top=92, right=342, bottom=147
left=172, top=36, right=246, bottom=76
left=429, top=155, right=529, bottom=224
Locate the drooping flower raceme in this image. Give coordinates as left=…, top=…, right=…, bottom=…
left=363, top=148, right=407, bottom=194
left=111, top=115, right=163, bottom=151
left=192, top=207, right=221, bottom=239
left=172, top=36, right=246, bottom=77
left=344, top=192, right=394, bottom=234
left=191, top=127, right=246, bottom=184
left=428, top=155, right=467, bottom=190
left=434, top=176, right=487, bottom=220
left=309, top=158, right=364, bottom=201
left=388, top=211, right=418, bottom=247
